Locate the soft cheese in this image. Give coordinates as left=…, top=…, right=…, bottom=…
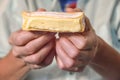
left=22, top=12, right=85, bottom=32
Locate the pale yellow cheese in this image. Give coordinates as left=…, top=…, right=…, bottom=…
left=22, top=11, right=85, bottom=32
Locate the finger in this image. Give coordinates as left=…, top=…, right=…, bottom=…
left=85, top=16, right=93, bottom=32
left=65, top=8, right=82, bottom=12
left=31, top=49, right=55, bottom=69
left=29, top=49, right=55, bottom=69
left=56, top=40, right=75, bottom=68
left=74, top=8, right=83, bottom=12
left=60, top=32, right=93, bottom=50
left=56, top=58, right=85, bottom=72
left=55, top=55, right=65, bottom=69
left=56, top=40, right=88, bottom=72
left=66, top=59, right=87, bottom=72
left=37, top=8, right=46, bottom=12
left=65, top=8, right=75, bottom=12
left=78, top=50, right=96, bottom=62
left=67, top=34, right=93, bottom=50
left=9, top=30, right=45, bottom=46
left=23, top=40, right=54, bottom=64
left=13, top=33, right=55, bottom=56
left=59, top=37, right=79, bottom=59
left=41, top=49, right=55, bottom=66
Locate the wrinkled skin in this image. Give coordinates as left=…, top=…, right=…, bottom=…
left=9, top=8, right=98, bottom=72
left=55, top=8, right=98, bottom=72
left=9, top=9, right=56, bottom=69
left=9, top=30, right=56, bottom=69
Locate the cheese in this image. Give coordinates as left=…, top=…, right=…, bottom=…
left=22, top=11, right=85, bottom=32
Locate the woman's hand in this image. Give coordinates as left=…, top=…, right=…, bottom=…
left=9, top=30, right=55, bottom=69
left=55, top=8, right=98, bottom=72
left=8, top=8, right=56, bottom=69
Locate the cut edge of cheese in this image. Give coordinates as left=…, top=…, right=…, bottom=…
left=22, top=11, right=85, bottom=32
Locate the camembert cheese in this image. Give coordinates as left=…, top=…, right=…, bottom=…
left=22, top=12, right=85, bottom=32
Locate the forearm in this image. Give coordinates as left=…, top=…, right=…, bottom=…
left=90, top=37, right=120, bottom=80
left=0, top=50, right=30, bottom=80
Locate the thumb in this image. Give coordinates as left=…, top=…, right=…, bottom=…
left=84, top=16, right=94, bottom=32
left=65, top=8, right=82, bottom=12
left=37, top=8, right=46, bottom=12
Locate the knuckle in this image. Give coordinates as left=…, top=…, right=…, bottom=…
left=24, top=45, right=35, bottom=54
left=66, top=61, right=75, bottom=68
left=58, top=61, right=75, bottom=70
left=12, top=47, right=20, bottom=57
left=79, top=39, right=88, bottom=49
left=57, top=62, right=66, bottom=70
left=75, top=37, right=88, bottom=50
left=10, top=30, right=29, bottom=46
left=14, top=36, right=24, bottom=45
left=31, top=55, right=40, bottom=64
left=12, top=51, right=19, bottom=57
left=70, top=49, right=79, bottom=58
left=9, top=32, right=16, bottom=45
left=59, top=65, right=66, bottom=70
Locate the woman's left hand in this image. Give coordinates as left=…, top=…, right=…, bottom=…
left=55, top=8, right=98, bottom=72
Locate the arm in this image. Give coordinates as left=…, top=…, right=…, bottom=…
left=90, top=37, right=120, bottom=80
left=0, top=50, right=30, bottom=80
left=0, top=9, right=55, bottom=80
left=0, top=30, right=55, bottom=80
left=56, top=8, right=120, bottom=79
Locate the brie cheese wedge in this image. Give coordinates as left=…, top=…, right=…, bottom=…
left=22, top=11, right=85, bottom=32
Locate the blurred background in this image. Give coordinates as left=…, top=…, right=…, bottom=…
left=0, top=0, right=119, bottom=80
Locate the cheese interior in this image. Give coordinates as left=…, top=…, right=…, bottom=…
left=22, top=12, right=85, bottom=32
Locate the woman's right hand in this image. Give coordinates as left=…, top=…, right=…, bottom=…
left=9, top=30, right=55, bottom=69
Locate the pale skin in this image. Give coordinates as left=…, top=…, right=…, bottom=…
left=55, top=15, right=97, bottom=72
left=55, top=8, right=120, bottom=80
left=0, top=9, right=56, bottom=80
left=0, top=31, right=56, bottom=80
left=0, top=8, right=120, bottom=80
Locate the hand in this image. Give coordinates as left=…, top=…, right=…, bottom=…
left=8, top=8, right=56, bottom=69
left=9, top=30, right=55, bottom=69
left=55, top=8, right=98, bottom=72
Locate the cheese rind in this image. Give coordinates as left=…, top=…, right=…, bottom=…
left=22, top=12, right=85, bottom=32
